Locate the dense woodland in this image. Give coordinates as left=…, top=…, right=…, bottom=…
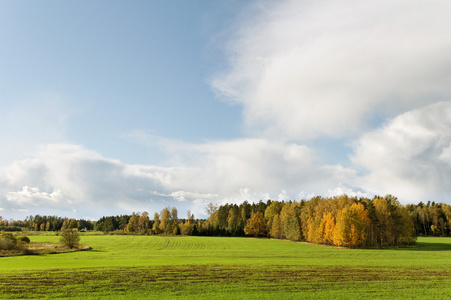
left=2, top=195, right=451, bottom=248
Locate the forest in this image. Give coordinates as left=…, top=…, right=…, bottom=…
left=2, top=195, right=451, bottom=248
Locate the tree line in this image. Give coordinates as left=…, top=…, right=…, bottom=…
left=1, top=195, right=451, bottom=248
left=0, top=215, right=94, bottom=232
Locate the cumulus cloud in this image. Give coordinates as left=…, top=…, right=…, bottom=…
left=0, top=138, right=356, bottom=219
left=351, top=101, right=451, bottom=203
left=6, top=186, right=64, bottom=208
left=0, top=144, right=171, bottom=218
left=213, top=0, right=451, bottom=139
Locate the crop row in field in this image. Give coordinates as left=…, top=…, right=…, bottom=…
left=1, top=264, right=451, bottom=299
left=1, top=235, right=451, bottom=299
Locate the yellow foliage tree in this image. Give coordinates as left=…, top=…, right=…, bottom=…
left=333, top=203, right=370, bottom=248
left=159, top=208, right=171, bottom=234
left=244, top=212, right=267, bottom=237
left=270, top=214, right=281, bottom=239
left=264, top=201, right=282, bottom=237
left=320, top=212, right=335, bottom=245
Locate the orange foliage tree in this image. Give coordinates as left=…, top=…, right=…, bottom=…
left=244, top=212, right=267, bottom=237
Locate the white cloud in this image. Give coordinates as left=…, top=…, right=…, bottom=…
left=6, top=186, right=63, bottom=209
left=0, top=138, right=357, bottom=219
left=0, top=144, right=171, bottom=218
left=277, top=189, right=289, bottom=202
left=129, top=132, right=356, bottom=196
left=213, top=0, right=451, bottom=140
left=325, top=185, right=368, bottom=199
left=351, top=101, right=451, bottom=203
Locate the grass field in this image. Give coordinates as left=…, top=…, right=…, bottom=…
left=1, top=234, right=451, bottom=299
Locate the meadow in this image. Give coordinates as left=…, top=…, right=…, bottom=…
left=1, top=234, right=451, bottom=299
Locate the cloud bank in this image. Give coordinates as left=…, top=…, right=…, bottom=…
left=0, top=140, right=355, bottom=219
left=3, top=99, right=450, bottom=219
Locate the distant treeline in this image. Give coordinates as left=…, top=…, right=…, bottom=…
left=0, top=215, right=94, bottom=232
left=1, top=195, right=451, bottom=248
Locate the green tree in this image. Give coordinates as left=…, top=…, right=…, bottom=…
left=285, top=212, right=302, bottom=241
left=104, top=218, right=114, bottom=233
left=184, top=210, right=195, bottom=236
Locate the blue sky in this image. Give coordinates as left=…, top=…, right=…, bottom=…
left=1, top=1, right=243, bottom=163
left=1, top=0, right=451, bottom=220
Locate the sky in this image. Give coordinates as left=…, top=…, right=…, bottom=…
left=1, top=0, right=451, bottom=220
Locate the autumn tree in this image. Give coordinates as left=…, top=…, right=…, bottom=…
left=171, top=207, right=178, bottom=224
left=372, top=195, right=415, bottom=246
left=319, top=212, right=335, bottom=245
left=206, top=203, right=219, bottom=228
left=244, top=212, right=267, bottom=237
left=279, top=202, right=295, bottom=239
left=62, top=218, right=79, bottom=230
left=138, top=211, right=150, bottom=234
left=125, top=212, right=139, bottom=233
left=333, top=203, right=369, bottom=248
left=270, top=214, right=282, bottom=239
left=152, top=212, right=161, bottom=234
left=183, top=210, right=195, bottom=235
left=264, top=201, right=282, bottom=238
left=159, top=208, right=171, bottom=234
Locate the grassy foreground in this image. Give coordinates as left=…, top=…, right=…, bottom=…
left=1, top=235, right=451, bottom=299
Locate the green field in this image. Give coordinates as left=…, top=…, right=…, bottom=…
left=1, top=235, right=451, bottom=299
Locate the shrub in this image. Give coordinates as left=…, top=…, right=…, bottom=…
left=19, top=236, right=31, bottom=243
left=0, top=233, right=17, bottom=250
left=60, top=229, right=80, bottom=249
left=0, top=232, right=25, bottom=251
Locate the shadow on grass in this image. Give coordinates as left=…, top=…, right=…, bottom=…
left=404, top=242, right=451, bottom=251
left=359, top=239, right=451, bottom=252
left=88, top=249, right=104, bottom=253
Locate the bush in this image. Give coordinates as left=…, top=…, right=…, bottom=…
left=0, top=232, right=25, bottom=251
left=0, top=234, right=17, bottom=250
left=0, top=226, right=22, bottom=232
left=60, top=229, right=80, bottom=249
left=19, top=236, right=31, bottom=243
